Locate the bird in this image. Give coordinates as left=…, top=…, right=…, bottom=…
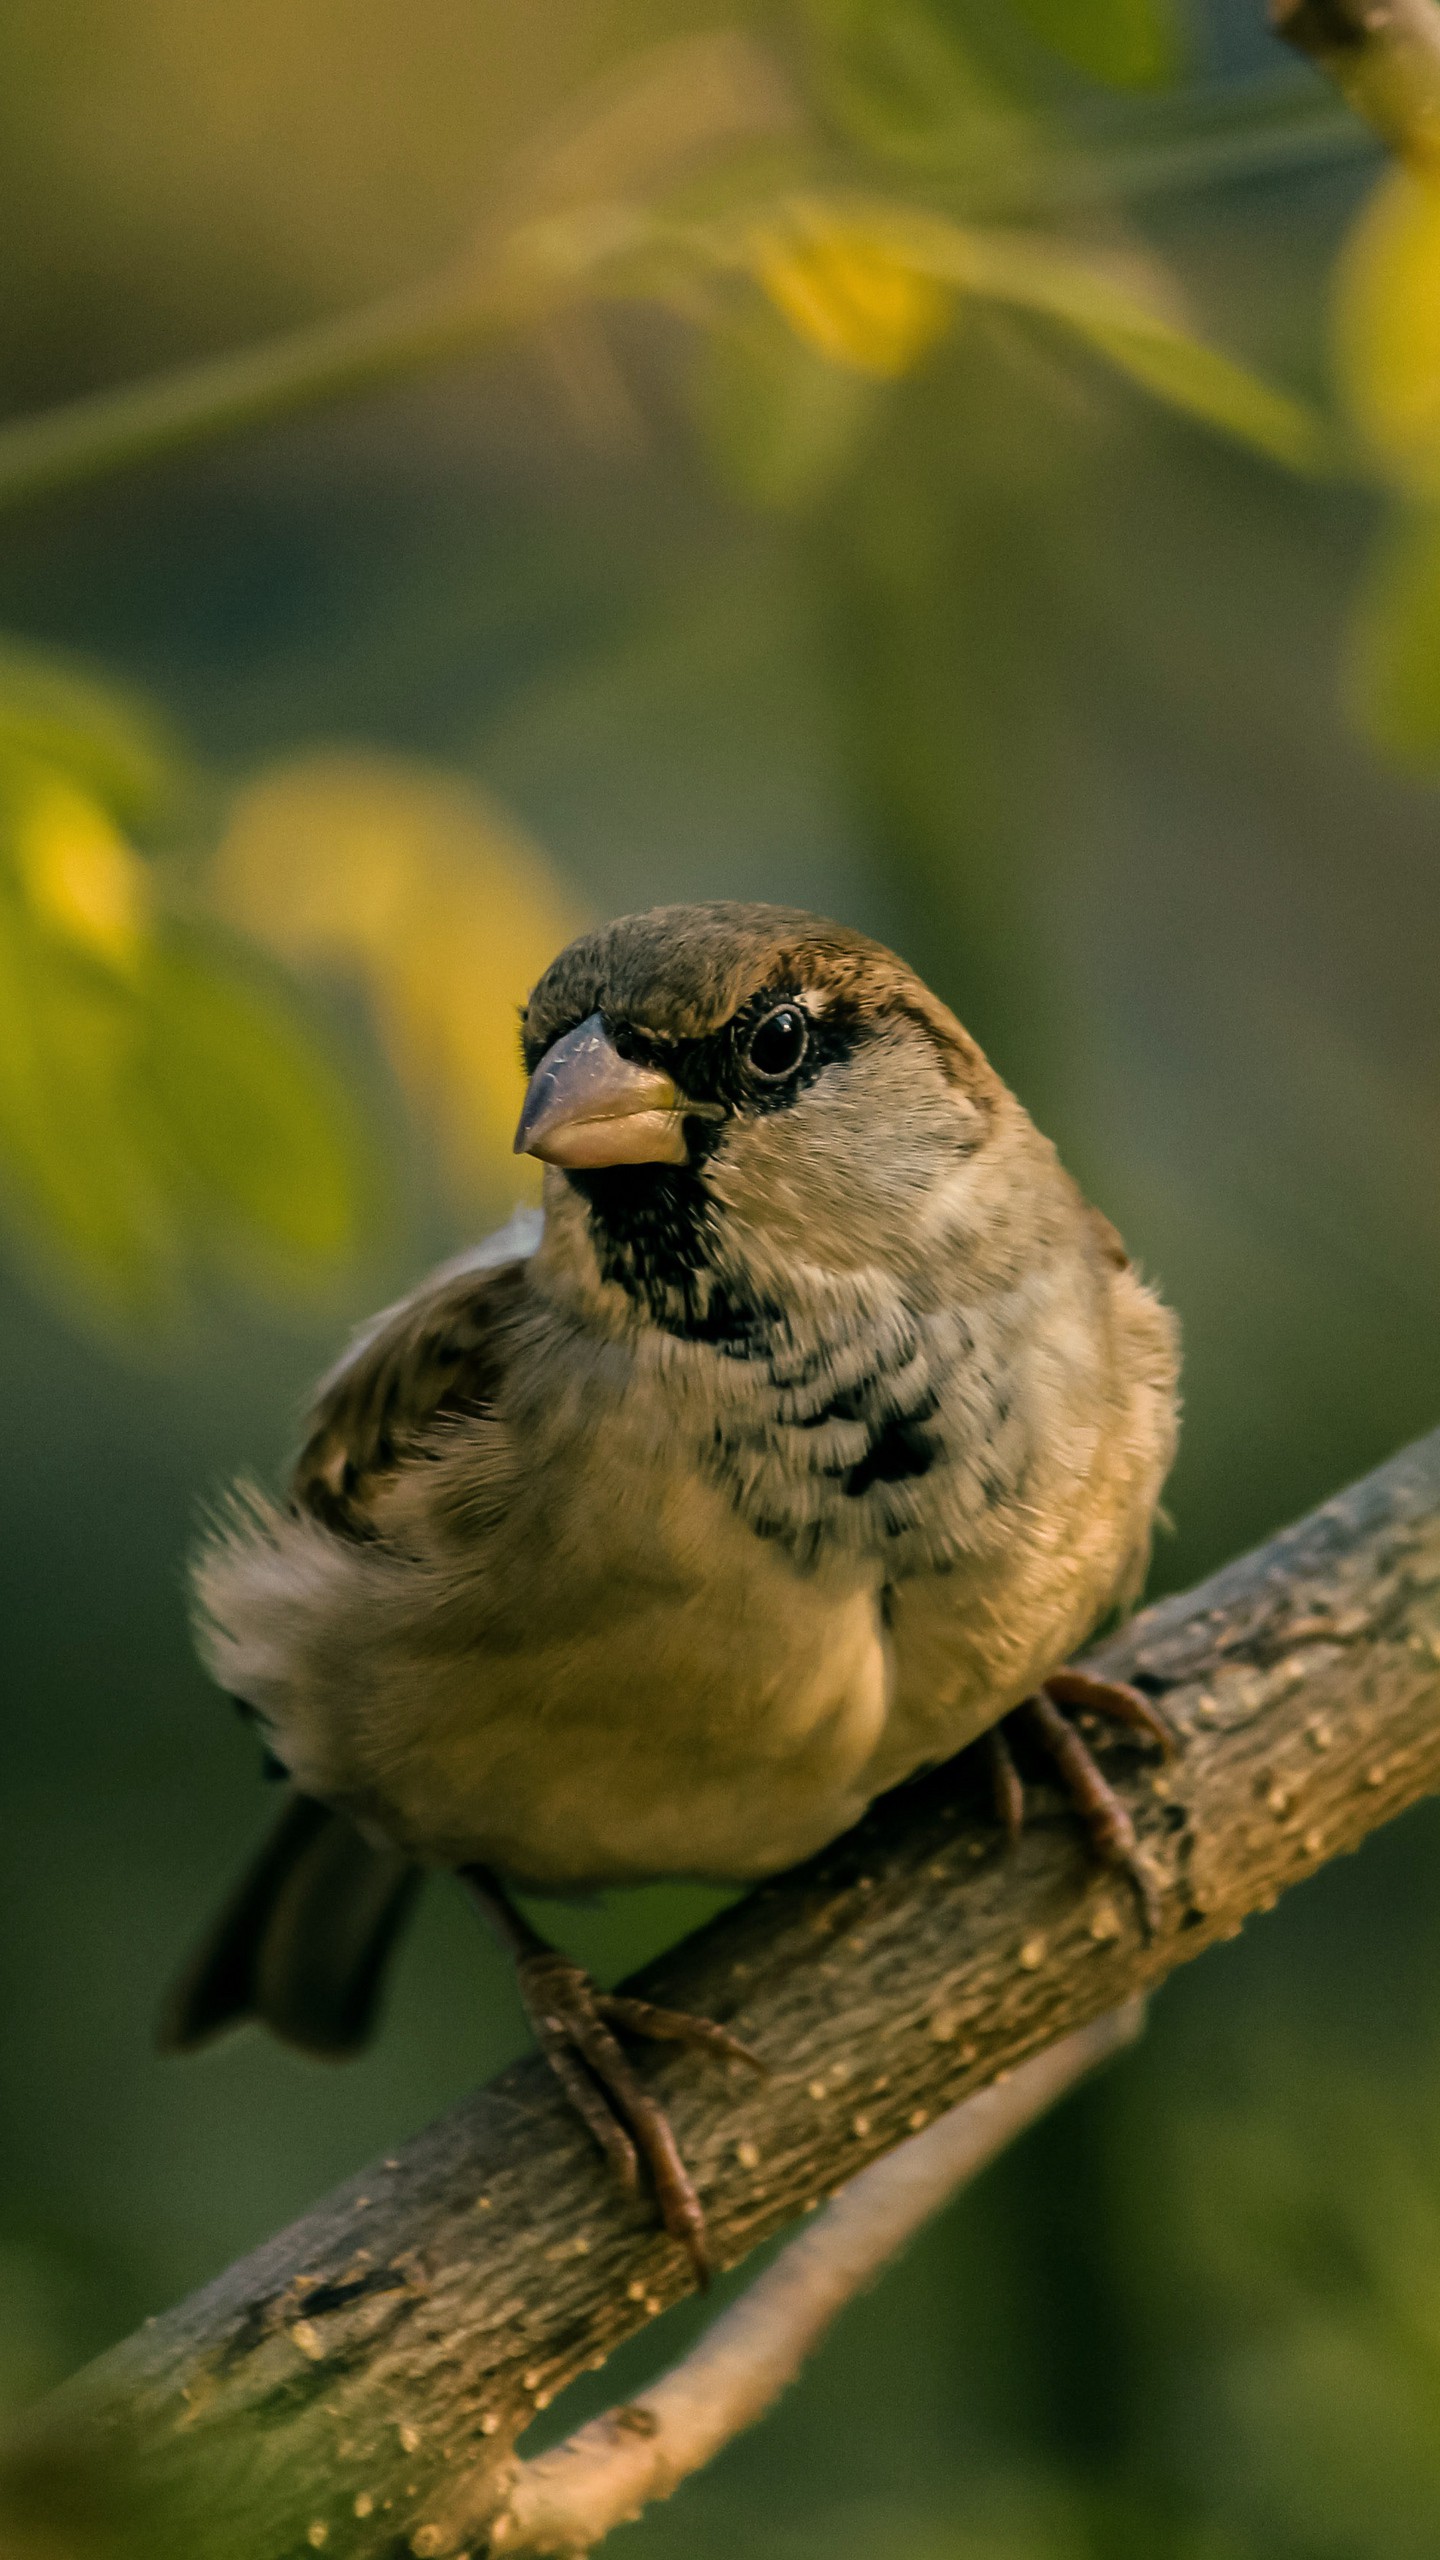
left=162, top=900, right=1180, bottom=2278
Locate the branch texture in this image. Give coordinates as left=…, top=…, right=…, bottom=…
left=495, top=2004, right=1143, bottom=2558
left=17, top=1428, right=1440, bottom=2560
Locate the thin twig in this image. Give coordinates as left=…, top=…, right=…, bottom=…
left=0, top=29, right=795, bottom=516
left=0, top=63, right=1367, bottom=519
left=489, top=2003, right=1143, bottom=2558
left=0, top=259, right=539, bottom=514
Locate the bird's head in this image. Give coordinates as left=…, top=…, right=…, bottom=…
left=516, top=902, right=1029, bottom=1342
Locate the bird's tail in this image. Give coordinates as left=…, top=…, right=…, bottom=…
left=158, top=1794, right=422, bottom=2060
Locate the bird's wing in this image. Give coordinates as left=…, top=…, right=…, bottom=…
left=291, top=1206, right=542, bottom=1539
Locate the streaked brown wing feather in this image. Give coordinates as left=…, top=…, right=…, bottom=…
left=293, top=1255, right=531, bottom=1538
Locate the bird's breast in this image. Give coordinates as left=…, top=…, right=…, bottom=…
left=351, top=1480, right=896, bottom=1886
left=691, top=1287, right=1032, bottom=1581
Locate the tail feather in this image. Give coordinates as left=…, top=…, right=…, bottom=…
left=159, top=1795, right=421, bottom=2060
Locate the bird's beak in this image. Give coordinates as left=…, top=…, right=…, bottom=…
left=514, top=1011, right=693, bottom=1168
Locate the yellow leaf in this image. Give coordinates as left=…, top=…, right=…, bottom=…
left=0, top=878, right=366, bottom=1318
left=0, top=901, right=181, bottom=1311
left=0, top=637, right=183, bottom=831
left=751, top=209, right=953, bottom=378
left=13, top=771, right=152, bottom=972
left=211, top=752, right=582, bottom=1198
left=0, top=684, right=365, bottom=1324
left=1334, top=167, right=1440, bottom=493
left=735, top=197, right=1329, bottom=470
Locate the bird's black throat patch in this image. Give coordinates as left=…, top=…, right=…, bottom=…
left=570, top=1162, right=952, bottom=1570
left=566, top=1163, right=780, bottom=1350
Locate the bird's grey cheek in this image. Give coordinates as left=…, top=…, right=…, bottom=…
left=704, top=1143, right=805, bottom=1248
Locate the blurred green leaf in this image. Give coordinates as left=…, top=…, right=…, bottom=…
left=137, top=936, right=365, bottom=1275
left=0, top=889, right=180, bottom=1310
left=1007, top=0, right=1183, bottom=90
left=799, top=0, right=1035, bottom=176
left=1073, top=312, right=1327, bottom=470
left=0, top=883, right=368, bottom=1317
left=889, top=212, right=1329, bottom=469
left=729, top=199, right=1331, bottom=471
left=1346, top=503, right=1440, bottom=765
left=696, top=301, right=888, bottom=510
left=0, top=637, right=184, bottom=833
left=5, top=760, right=155, bottom=971
left=0, top=659, right=369, bottom=1317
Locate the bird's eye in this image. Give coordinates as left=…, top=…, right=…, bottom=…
left=745, top=1004, right=809, bottom=1081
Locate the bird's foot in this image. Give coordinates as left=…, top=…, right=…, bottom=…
left=514, top=1950, right=761, bottom=2284
left=988, top=1669, right=1177, bottom=1935
left=1042, top=1666, right=1178, bottom=1757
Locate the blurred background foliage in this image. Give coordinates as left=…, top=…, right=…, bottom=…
left=3, top=0, right=1440, bottom=2553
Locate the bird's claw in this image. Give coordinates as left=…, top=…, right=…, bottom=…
left=1042, top=1666, right=1179, bottom=1759
left=515, top=1954, right=752, bottom=2284
left=988, top=1667, right=1175, bottom=1937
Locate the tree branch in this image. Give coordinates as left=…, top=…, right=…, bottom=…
left=493, top=2002, right=1143, bottom=2559
left=12, top=1428, right=1440, bottom=2560
left=1273, top=0, right=1440, bottom=163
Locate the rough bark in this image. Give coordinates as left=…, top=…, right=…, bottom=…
left=13, top=1429, right=1440, bottom=2560
left=495, top=2005, right=1144, bottom=2557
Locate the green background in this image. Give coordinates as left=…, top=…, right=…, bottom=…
left=4, top=4, right=1440, bottom=2552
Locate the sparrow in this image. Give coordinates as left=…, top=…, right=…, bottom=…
left=163, top=901, right=1179, bottom=2276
